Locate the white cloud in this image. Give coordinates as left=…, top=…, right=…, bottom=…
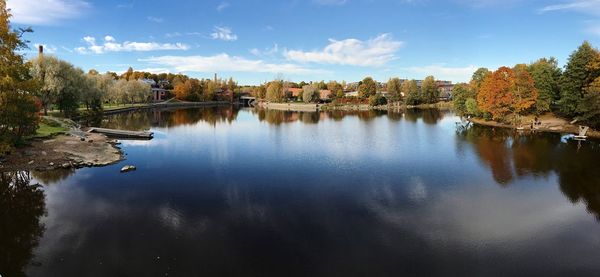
left=116, top=3, right=133, bottom=8
left=313, top=0, right=347, bottom=5
left=284, top=34, right=403, bottom=67
left=405, top=64, right=479, bottom=83
left=539, top=0, right=600, bottom=14
left=7, top=0, right=89, bottom=25
left=35, top=43, right=57, bottom=54
left=76, top=35, right=189, bottom=54
left=217, top=2, right=230, bottom=11
left=139, top=54, right=327, bottom=74
left=210, top=26, right=238, bottom=41
left=249, top=43, right=279, bottom=56
left=137, top=68, right=171, bottom=74
left=147, top=16, right=164, bottom=23
left=166, top=32, right=202, bottom=38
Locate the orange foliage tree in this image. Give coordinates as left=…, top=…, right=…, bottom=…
left=512, top=64, right=538, bottom=116
left=477, top=66, right=538, bottom=122
left=477, top=66, right=514, bottom=120
left=173, top=83, right=189, bottom=100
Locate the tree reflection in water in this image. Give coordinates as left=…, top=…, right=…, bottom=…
left=31, top=168, right=75, bottom=185
left=0, top=171, right=46, bottom=277
left=457, top=125, right=600, bottom=219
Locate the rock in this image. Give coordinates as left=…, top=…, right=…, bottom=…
left=41, top=151, right=47, bottom=156
left=80, top=137, right=85, bottom=141
left=88, top=140, right=94, bottom=143
left=61, top=163, right=70, bottom=168
left=49, top=162, right=54, bottom=166
left=120, top=165, right=136, bottom=173
left=28, top=160, right=35, bottom=165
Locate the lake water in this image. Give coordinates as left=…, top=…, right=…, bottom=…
left=2, top=106, right=600, bottom=276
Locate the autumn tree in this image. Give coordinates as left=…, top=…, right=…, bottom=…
left=558, top=41, right=599, bottom=117
left=527, top=57, right=561, bottom=113
left=358, top=77, right=377, bottom=99
left=477, top=67, right=514, bottom=120
left=302, top=84, right=319, bottom=103
left=421, top=76, right=438, bottom=104
left=173, top=83, right=189, bottom=100
left=0, top=2, right=38, bottom=150
left=254, top=84, right=266, bottom=99
left=327, top=81, right=343, bottom=99
left=512, top=64, right=538, bottom=117
left=386, top=77, right=402, bottom=102
left=266, top=80, right=283, bottom=102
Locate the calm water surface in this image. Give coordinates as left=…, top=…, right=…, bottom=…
left=2, top=107, right=600, bottom=276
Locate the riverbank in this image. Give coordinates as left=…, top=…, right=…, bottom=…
left=320, top=101, right=452, bottom=111
left=0, top=132, right=123, bottom=172
left=468, top=113, right=600, bottom=138
left=2, top=100, right=235, bottom=172
left=101, top=100, right=232, bottom=116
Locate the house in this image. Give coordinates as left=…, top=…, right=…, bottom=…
left=286, top=88, right=303, bottom=98
left=151, top=88, right=167, bottom=102
left=141, top=78, right=157, bottom=86
left=319, top=90, right=332, bottom=100
left=436, top=81, right=454, bottom=101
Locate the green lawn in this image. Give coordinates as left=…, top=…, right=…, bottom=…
left=33, top=122, right=68, bottom=138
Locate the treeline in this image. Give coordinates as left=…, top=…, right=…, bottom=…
left=30, top=56, right=153, bottom=117
left=251, top=75, right=443, bottom=107
left=172, top=75, right=238, bottom=102
left=453, top=41, right=600, bottom=128
left=0, top=4, right=242, bottom=153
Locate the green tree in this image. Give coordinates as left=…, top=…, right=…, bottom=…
left=577, top=76, right=600, bottom=128
left=358, top=77, right=377, bottom=99
left=528, top=57, right=562, bottom=113
left=421, top=76, right=438, bottom=104
left=403, top=80, right=421, bottom=105
left=368, top=93, right=387, bottom=106
left=452, top=83, right=475, bottom=115
left=386, top=77, right=402, bottom=102
left=465, top=98, right=480, bottom=116
left=558, top=41, right=599, bottom=117
left=470, top=67, right=491, bottom=93
left=327, top=81, right=343, bottom=99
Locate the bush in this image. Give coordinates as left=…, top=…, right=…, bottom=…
left=368, top=93, right=387, bottom=106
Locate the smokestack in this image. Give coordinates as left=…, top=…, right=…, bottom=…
left=214, top=73, right=217, bottom=83
left=38, top=45, right=44, bottom=58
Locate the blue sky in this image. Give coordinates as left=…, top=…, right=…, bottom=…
left=7, top=0, right=600, bottom=85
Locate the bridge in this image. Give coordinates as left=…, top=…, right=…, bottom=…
left=240, top=96, right=256, bottom=106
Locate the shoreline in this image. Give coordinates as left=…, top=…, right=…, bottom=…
left=468, top=116, right=600, bottom=138
left=2, top=100, right=232, bottom=172
left=0, top=132, right=124, bottom=172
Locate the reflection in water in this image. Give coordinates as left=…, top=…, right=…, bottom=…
left=8, top=107, right=600, bottom=276
left=31, top=168, right=75, bottom=185
left=0, top=172, right=46, bottom=277
left=101, top=106, right=239, bottom=130
left=457, top=125, right=600, bottom=218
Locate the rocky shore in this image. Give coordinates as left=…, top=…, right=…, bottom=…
left=468, top=114, right=600, bottom=138
left=0, top=132, right=123, bottom=172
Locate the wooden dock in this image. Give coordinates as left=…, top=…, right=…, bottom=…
left=88, top=127, right=153, bottom=139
